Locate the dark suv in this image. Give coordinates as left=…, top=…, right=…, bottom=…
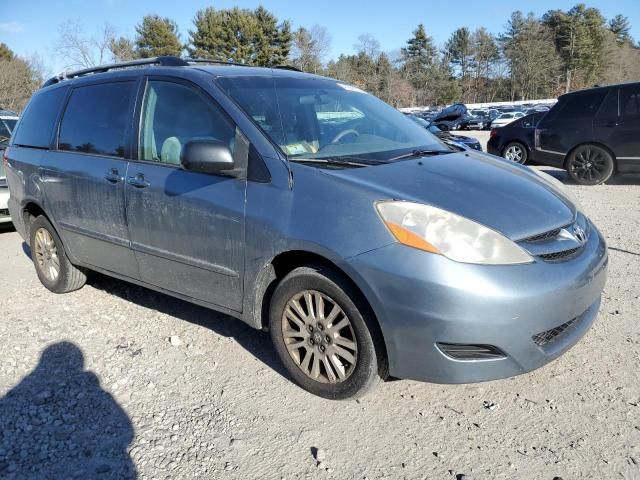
left=535, top=82, right=640, bottom=185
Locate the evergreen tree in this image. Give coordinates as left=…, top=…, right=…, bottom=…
left=543, top=4, right=609, bottom=91
left=188, top=6, right=291, bottom=66
left=0, top=43, right=15, bottom=61
left=445, top=27, right=474, bottom=78
left=135, top=15, right=182, bottom=58
left=608, top=14, right=632, bottom=45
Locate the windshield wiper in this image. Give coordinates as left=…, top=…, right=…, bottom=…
left=386, top=149, right=452, bottom=162
left=290, top=157, right=384, bottom=168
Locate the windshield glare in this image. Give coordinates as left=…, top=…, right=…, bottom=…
left=217, top=76, right=448, bottom=162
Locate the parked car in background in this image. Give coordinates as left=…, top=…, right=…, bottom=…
left=407, top=115, right=482, bottom=151
left=491, top=112, right=525, bottom=128
left=0, top=109, right=18, bottom=145
left=535, top=82, right=640, bottom=185
left=6, top=57, right=607, bottom=399
left=0, top=109, right=18, bottom=225
left=466, top=110, right=488, bottom=130
left=431, top=103, right=468, bottom=130
left=487, top=112, right=546, bottom=164
left=427, top=123, right=482, bottom=151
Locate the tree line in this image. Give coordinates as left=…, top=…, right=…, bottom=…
left=1, top=3, right=639, bottom=111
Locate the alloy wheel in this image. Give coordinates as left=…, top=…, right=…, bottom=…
left=504, top=145, right=524, bottom=163
left=281, top=290, right=358, bottom=384
left=570, top=147, right=609, bottom=183
left=34, top=228, right=60, bottom=282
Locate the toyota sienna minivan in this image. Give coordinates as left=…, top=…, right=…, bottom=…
left=4, top=57, right=608, bottom=399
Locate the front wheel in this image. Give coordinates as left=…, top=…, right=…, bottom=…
left=269, top=265, right=385, bottom=399
left=566, top=144, right=614, bottom=185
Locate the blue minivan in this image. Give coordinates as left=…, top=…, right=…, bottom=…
left=5, top=57, right=608, bottom=399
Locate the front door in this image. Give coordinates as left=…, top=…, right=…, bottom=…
left=125, top=78, right=246, bottom=311
left=43, top=80, right=139, bottom=279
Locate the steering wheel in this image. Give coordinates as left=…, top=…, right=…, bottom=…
left=330, top=129, right=360, bottom=144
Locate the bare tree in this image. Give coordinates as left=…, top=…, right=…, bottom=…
left=0, top=56, right=42, bottom=111
left=290, top=24, right=332, bottom=73
left=354, top=33, right=381, bottom=60
left=55, top=20, right=117, bottom=69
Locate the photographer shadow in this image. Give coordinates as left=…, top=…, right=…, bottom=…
left=0, top=342, right=136, bottom=479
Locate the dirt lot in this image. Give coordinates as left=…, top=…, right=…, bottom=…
left=0, top=159, right=639, bottom=479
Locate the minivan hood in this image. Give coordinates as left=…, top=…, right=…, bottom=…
left=322, top=151, right=576, bottom=240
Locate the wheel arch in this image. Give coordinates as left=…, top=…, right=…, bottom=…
left=21, top=201, right=49, bottom=243
left=251, top=249, right=389, bottom=369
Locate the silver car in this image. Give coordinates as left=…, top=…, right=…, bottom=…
left=6, top=58, right=608, bottom=399
left=0, top=110, right=18, bottom=224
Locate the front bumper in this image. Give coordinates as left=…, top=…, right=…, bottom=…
left=347, top=223, right=608, bottom=383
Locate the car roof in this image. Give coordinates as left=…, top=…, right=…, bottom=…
left=561, top=80, right=640, bottom=98
left=41, top=57, right=333, bottom=91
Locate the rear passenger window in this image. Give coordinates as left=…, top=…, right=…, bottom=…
left=12, top=86, right=68, bottom=149
left=620, top=85, right=640, bottom=118
left=557, top=91, right=606, bottom=120
left=58, top=82, right=134, bottom=157
left=139, top=81, right=235, bottom=165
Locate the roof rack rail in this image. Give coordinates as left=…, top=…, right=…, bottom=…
left=42, top=56, right=189, bottom=88
left=184, top=58, right=250, bottom=68
left=273, top=65, right=303, bottom=72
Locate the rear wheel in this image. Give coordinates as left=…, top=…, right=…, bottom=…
left=29, top=216, right=86, bottom=293
left=269, top=265, right=385, bottom=399
left=566, top=144, right=614, bottom=185
left=503, top=142, right=528, bottom=164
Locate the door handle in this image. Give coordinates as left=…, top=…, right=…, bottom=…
left=104, top=169, right=122, bottom=183
left=127, top=174, right=150, bottom=189
left=600, top=121, right=619, bottom=128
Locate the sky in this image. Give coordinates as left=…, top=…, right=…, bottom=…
left=1, top=0, right=639, bottom=75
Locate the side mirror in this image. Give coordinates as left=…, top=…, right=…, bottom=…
left=180, top=140, right=235, bottom=175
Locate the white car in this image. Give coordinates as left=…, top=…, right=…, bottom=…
left=0, top=109, right=18, bottom=224
left=491, top=111, right=524, bottom=128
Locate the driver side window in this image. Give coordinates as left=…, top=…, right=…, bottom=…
left=139, top=80, right=235, bottom=165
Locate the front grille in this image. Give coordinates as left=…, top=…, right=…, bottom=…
left=525, top=228, right=561, bottom=243
left=437, top=343, right=506, bottom=360
left=0, top=208, right=9, bottom=217
left=532, top=317, right=578, bottom=347
left=539, top=247, right=580, bottom=262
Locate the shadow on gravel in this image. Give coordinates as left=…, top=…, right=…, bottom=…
left=87, top=273, right=291, bottom=381
left=0, top=342, right=136, bottom=479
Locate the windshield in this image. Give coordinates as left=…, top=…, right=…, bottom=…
left=218, top=76, right=449, bottom=163
left=498, top=113, right=514, bottom=119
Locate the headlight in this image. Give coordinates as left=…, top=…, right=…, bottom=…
left=375, top=201, right=533, bottom=265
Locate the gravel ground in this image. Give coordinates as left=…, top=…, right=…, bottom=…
left=0, top=157, right=639, bottom=479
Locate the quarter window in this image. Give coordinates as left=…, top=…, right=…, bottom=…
left=58, top=82, right=134, bottom=157
left=12, top=86, right=68, bottom=149
left=139, top=81, right=235, bottom=165
left=620, top=85, right=640, bottom=118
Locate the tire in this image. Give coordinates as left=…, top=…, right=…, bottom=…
left=29, top=215, right=87, bottom=293
left=502, top=142, right=528, bottom=164
left=566, top=144, right=614, bottom=185
left=269, top=265, right=386, bottom=400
